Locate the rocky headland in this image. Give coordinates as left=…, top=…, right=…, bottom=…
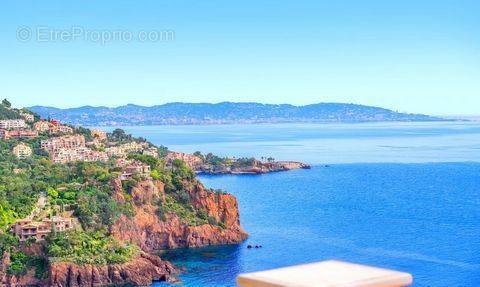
left=0, top=177, right=247, bottom=287
left=48, top=252, right=177, bottom=287
left=110, top=178, right=248, bottom=251
left=1, top=251, right=178, bottom=287
left=166, top=151, right=311, bottom=175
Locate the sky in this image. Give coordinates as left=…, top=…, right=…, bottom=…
left=0, top=1, right=479, bottom=115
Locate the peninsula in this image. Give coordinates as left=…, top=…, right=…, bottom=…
left=0, top=99, right=247, bottom=286
left=29, top=102, right=445, bottom=126
left=166, top=151, right=311, bottom=175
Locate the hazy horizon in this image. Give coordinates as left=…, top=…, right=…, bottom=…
left=20, top=101, right=477, bottom=117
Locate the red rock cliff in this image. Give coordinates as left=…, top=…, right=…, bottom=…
left=49, top=252, right=177, bottom=287
left=0, top=178, right=247, bottom=287
left=111, top=179, right=248, bottom=251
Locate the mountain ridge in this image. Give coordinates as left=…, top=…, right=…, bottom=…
left=29, top=102, right=446, bottom=126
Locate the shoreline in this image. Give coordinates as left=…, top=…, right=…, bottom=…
left=195, top=162, right=311, bottom=175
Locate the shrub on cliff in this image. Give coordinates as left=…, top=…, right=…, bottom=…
left=46, top=231, right=139, bottom=265
left=157, top=195, right=209, bottom=226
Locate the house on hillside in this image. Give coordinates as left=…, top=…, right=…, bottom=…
left=13, top=143, right=32, bottom=159
left=20, top=112, right=35, bottom=122
left=119, top=161, right=151, bottom=180
left=91, top=129, right=107, bottom=141
left=34, top=120, right=52, bottom=132
left=11, top=216, right=74, bottom=242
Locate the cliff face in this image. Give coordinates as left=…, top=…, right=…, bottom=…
left=1, top=251, right=176, bottom=287
left=49, top=252, right=177, bottom=287
left=111, top=179, right=248, bottom=251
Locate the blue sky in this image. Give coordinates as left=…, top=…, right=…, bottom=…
left=0, top=0, right=479, bottom=115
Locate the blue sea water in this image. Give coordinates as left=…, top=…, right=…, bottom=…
left=103, top=122, right=480, bottom=286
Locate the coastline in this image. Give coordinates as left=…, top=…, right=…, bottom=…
left=195, top=161, right=311, bottom=175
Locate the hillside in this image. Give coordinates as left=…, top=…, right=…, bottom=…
left=0, top=100, right=247, bottom=286
left=29, top=102, right=445, bottom=126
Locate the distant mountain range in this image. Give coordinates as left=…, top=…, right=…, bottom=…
left=29, top=102, right=445, bottom=126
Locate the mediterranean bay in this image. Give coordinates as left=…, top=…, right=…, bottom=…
left=104, top=122, right=480, bottom=287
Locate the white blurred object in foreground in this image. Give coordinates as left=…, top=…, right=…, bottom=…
left=237, top=260, right=413, bottom=287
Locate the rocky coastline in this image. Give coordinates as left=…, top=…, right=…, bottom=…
left=110, top=178, right=248, bottom=251
left=48, top=252, right=178, bottom=287
left=0, top=252, right=178, bottom=287
left=197, top=160, right=311, bottom=174
left=165, top=151, right=311, bottom=175
left=0, top=178, right=247, bottom=287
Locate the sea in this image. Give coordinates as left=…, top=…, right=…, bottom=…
left=101, top=122, right=480, bottom=287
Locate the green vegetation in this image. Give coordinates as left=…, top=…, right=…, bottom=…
left=157, top=195, right=208, bottom=226
left=2, top=99, right=12, bottom=109
left=157, top=145, right=169, bottom=157
left=0, top=233, right=47, bottom=278
left=46, top=231, right=139, bottom=265
left=109, top=128, right=133, bottom=142
left=128, top=153, right=226, bottom=227
left=0, top=137, right=134, bottom=233
left=194, top=151, right=259, bottom=168
left=0, top=100, right=20, bottom=120
left=75, top=126, right=94, bottom=141
left=0, top=117, right=138, bottom=270
left=7, top=252, right=48, bottom=279
left=0, top=141, right=42, bottom=229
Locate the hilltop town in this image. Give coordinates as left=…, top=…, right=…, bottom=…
left=0, top=102, right=160, bottom=184
left=0, top=99, right=247, bottom=286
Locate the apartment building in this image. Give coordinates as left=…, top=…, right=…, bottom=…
left=106, top=141, right=148, bottom=157
left=41, top=135, right=86, bottom=153
left=0, top=129, right=38, bottom=140
left=52, top=147, right=108, bottom=164
left=49, top=125, right=74, bottom=135
left=0, top=119, right=27, bottom=130
left=13, top=143, right=32, bottom=159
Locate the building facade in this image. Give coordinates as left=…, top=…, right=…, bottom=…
left=143, top=147, right=159, bottom=158
left=11, top=216, right=74, bottom=242
left=20, top=112, right=35, bottom=122
left=119, top=160, right=151, bottom=180
left=52, top=147, right=108, bottom=164
left=41, top=135, right=86, bottom=153
left=34, top=120, right=51, bottom=132
left=0, top=119, right=27, bottom=130
left=0, top=129, right=38, bottom=140
left=13, top=143, right=32, bottom=159
left=165, top=151, right=204, bottom=169
left=49, top=125, right=74, bottom=135
left=105, top=141, right=148, bottom=157
left=91, top=129, right=107, bottom=141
